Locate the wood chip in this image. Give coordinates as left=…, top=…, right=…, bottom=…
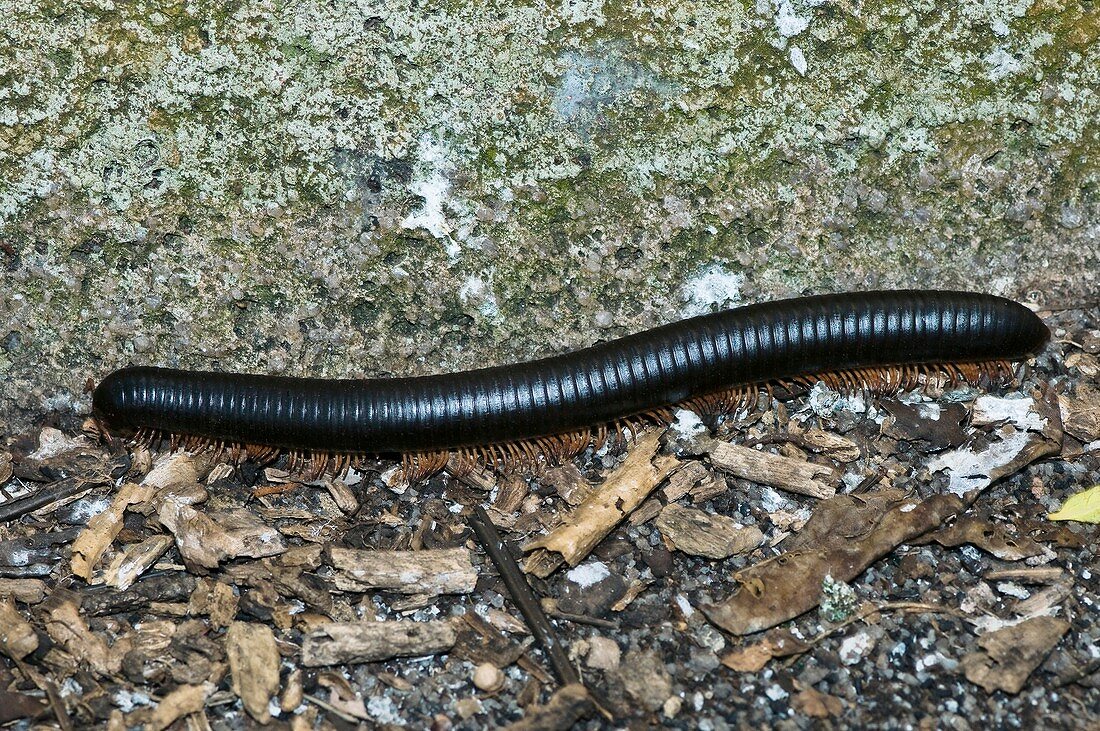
left=302, top=619, right=458, bottom=666
left=523, top=430, right=680, bottom=577
left=227, top=622, right=281, bottom=723
left=502, top=684, right=593, bottom=731
left=0, top=597, right=38, bottom=660
left=705, top=440, right=836, bottom=499
left=0, top=578, right=47, bottom=604
left=655, top=504, right=764, bottom=559
left=188, top=578, right=240, bottom=629
left=70, top=481, right=155, bottom=581
left=961, top=616, right=1070, bottom=693
left=789, top=424, right=861, bottom=462
left=105, top=535, right=174, bottom=590
left=137, top=682, right=213, bottom=731
left=45, top=595, right=123, bottom=675
left=157, top=504, right=287, bottom=569
left=329, top=547, right=477, bottom=596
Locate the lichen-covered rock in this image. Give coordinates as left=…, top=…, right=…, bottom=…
left=1, top=0, right=1096, bottom=431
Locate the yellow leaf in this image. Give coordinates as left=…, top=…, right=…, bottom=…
left=1047, top=484, right=1100, bottom=523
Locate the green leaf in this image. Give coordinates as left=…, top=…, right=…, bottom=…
left=1047, top=484, right=1100, bottom=523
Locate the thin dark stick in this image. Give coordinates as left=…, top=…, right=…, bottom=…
left=468, top=505, right=579, bottom=686
left=0, top=477, right=102, bottom=524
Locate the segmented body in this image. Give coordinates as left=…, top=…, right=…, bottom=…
left=91, top=290, right=1049, bottom=475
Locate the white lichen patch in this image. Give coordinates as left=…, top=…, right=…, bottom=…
left=566, top=561, right=610, bottom=588
left=679, top=265, right=745, bottom=316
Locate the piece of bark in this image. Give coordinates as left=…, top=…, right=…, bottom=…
left=612, top=649, right=672, bottom=713
left=705, top=440, right=836, bottom=499
left=329, top=547, right=477, bottom=596
left=188, top=578, right=240, bottom=629
left=281, top=669, right=304, bottom=714
left=503, top=684, right=593, bottom=731
left=136, top=682, right=213, bottom=731
left=961, top=616, right=1070, bottom=694
left=524, top=431, right=680, bottom=577
left=301, top=619, right=458, bottom=666
left=788, top=424, right=862, bottom=462
left=81, top=572, right=197, bottom=616
left=983, top=567, right=1066, bottom=583
left=927, top=391, right=1063, bottom=497
left=104, top=535, right=174, bottom=590
left=0, top=578, right=47, bottom=604
left=70, top=481, right=156, bottom=580
left=157, top=503, right=286, bottom=569
left=655, top=504, right=764, bottom=559
left=227, top=622, right=281, bottom=724
left=705, top=490, right=962, bottom=635
left=44, top=596, right=123, bottom=675
left=0, top=597, right=38, bottom=660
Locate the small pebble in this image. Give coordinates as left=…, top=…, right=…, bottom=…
left=472, top=663, right=504, bottom=692
left=586, top=636, right=621, bottom=670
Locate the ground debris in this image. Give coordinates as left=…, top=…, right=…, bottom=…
left=655, top=503, right=764, bottom=559
left=961, top=616, right=1071, bottom=693
left=328, top=545, right=477, bottom=595
left=301, top=619, right=458, bottom=665
left=1, top=321, right=1096, bottom=727
left=226, top=621, right=281, bottom=723
left=721, top=629, right=810, bottom=672
left=705, top=438, right=837, bottom=498
left=928, top=391, right=1063, bottom=496
left=705, top=489, right=962, bottom=634
left=920, top=514, right=1048, bottom=560
left=524, top=430, right=680, bottom=577
left=503, top=684, right=593, bottom=731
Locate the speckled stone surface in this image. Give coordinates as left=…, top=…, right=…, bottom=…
left=1, top=0, right=1097, bottom=432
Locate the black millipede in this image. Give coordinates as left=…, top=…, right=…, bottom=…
left=90, top=290, right=1050, bottom=480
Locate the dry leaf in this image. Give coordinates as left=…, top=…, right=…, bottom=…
left=705, top=491, right=961, bottom=635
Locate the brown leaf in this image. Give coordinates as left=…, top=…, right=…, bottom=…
left=922, top=515, right=1046, bottom=560
left=705, top=491, right=962, bottom=635
left=720, top=629, right=810, bottom=672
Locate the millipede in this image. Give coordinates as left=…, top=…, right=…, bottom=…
left=90, top=290, right=1050, bottom=481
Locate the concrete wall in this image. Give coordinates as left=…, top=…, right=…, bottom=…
left=1, top=0, right=1096, bottom=432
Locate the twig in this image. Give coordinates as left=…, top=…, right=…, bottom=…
left=783, top=601, right=964, bottom=668
left=546, top=609, right=620, bottom=630
left=468, top=505, right=579, bottom=686
left=0, top=477, right=102, bottom=524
